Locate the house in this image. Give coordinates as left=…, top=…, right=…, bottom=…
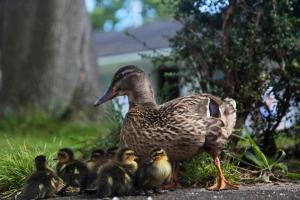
left=93, top=20, right=182, bottom=94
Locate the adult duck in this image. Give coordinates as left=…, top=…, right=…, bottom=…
left=94, top=65, right=238, bottom=190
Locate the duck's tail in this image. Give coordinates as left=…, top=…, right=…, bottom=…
left=220, top=98, right=237, bottom=137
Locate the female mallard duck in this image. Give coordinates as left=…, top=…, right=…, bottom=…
left=94, top=65, right=238, bottom=190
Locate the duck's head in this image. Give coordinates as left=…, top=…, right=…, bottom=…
left=87, top=149, right=106, bottom=169
left=90, top=149, right=105, bottom=161
left=87, top=149, right=105, bottom=162
left=54, top=148, right=74, bottom=164
left=150, top=148, right=168, bottom=162
left=94, top=65, right=155, bottom=106
left=116, top=147, right=138, bottom=165
left=106, top=146, right=118, bottom=161
left=35, top=155, right=48, bottom=171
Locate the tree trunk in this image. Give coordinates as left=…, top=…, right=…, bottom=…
left=0, top=0, right=104, bottom=120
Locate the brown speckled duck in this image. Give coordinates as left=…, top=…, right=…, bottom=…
left=94, top=65, right=238, bottom=190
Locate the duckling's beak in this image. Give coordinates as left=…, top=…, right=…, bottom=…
left=53, top=157, right=58, bottom=161
left=94, top=87, right=117, bottom=107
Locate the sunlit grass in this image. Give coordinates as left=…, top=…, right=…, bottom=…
left=0, top=145, right=56, bottom=194
left=0, top=111, right=120, bottom=196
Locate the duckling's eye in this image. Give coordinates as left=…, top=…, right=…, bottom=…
left=125, top=152, right=134, bottom=156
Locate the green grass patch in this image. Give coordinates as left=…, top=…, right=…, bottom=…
left=0, top=145, right=56, bottom=195
left=0, top=111, right=120, bottom=196
left=180, top=153, right=241, bottom=187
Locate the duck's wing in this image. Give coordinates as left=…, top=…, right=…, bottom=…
left=163, top=93, right=236, bottom=135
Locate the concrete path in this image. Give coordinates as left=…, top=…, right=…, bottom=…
left=49, top=182, right=300, bottom=200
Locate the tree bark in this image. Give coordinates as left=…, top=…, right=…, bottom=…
left=0, top=0, right=104, bottom=120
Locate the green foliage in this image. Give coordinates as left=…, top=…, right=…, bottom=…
left=231, top=130, right=295, bottom=182
left=151, top=0, right=300, bottom=154
left=180, top=153, right=241, bottom=187
left=287, top=172, right=300, bottom=180
left=243, top=131, right=287, bottom=172
left=0, top=111, right=121, bottom=196
left=91, top=0, right=123, bottom=30
left=91, top=0, right=172, bottom=31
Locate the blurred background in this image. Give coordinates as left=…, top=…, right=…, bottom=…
left=0, top=0, right=299, bottom=197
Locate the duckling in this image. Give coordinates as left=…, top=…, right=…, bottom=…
left=85, top=149, right=106, bottom=191
left=19, top=155, right=59, bottom=200
left=96, top=148, right=138, bottom=198
left=86, top=147, right=118, bottom=188
left=54, top=148, right=90, bottom=195
left=136, top=148, right=172, bottom=195
left=106, top=146, right=118, bottom=161
left=86, top=149, right=106, bottom=172
left=94, top=65, right=238, bottom=190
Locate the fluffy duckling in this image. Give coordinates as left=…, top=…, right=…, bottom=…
left=86, top=149, right=106, bottom=172
left=106, top=146, right=118, bottom=161
left=19, top=155, right=59, bottom=200
left=136, top=148, right=172, bottom=195
left=96, top=148, right=138, bottom=198
left=85, top=149, right=106, bottom=191
left=54, top=148, right=90, bottom=195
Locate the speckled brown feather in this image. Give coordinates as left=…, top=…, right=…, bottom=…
left=120, top=93, right=236, bottom=162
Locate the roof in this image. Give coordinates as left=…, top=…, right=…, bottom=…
left=92, top=20, right=182, bottom=57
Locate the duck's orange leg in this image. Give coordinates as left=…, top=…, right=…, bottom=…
left=208, top=156, right=239, bottom=190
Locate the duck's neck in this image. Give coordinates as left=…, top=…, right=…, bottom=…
left=127, top=77, right=157, bottom=108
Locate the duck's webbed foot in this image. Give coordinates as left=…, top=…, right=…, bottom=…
left=207, top=156, right=239, bottom=191
left=208, top=177, right=238, bottom=190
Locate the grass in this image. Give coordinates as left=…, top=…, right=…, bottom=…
left=180, top=153, right=241, bottom=187
left=0, top=111, right=120, bottom=196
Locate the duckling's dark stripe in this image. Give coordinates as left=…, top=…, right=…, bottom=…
left=209, top=98, right=220, bottom=118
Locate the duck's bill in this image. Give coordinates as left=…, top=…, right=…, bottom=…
left=94, top=89, right=117, bottom=107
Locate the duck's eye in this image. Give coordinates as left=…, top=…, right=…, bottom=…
left=117, top=73, right=125, bottom=80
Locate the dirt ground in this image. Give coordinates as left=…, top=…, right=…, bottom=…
left=48, top=182, right=300, bottom=200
